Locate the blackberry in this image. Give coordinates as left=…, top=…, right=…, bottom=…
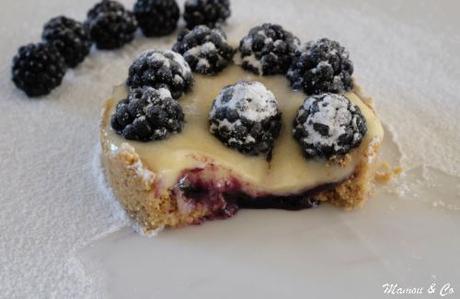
left=287, top=38, right=354, bottom=95
left=42, top=16, right=92, bottom=68
left=86, top=0, right=138, bottom=50
left=172, top=25, right=235, bottom=75
left=238, top=23, right=300, bottom=76
left=183, top=0, right=231, bottom=29
left=111, top=86, right=184, bottom=141
left=134, top=0, right=180, bottom=37
left=11, top=43, right=67, bottom=97
left=127, top=50, right=193, bottom=99
left=209, top=81, right=282, bottom=156
left=293, top=93, right=367, bottom=159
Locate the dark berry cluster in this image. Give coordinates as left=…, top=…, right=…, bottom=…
left=293, top=93, right=367, bottom=159
left=172, top=25, right=235, bottom=75
left=209, top=81, right=282, bottom=156
left=127, top=50, right=194, bottom=99
left=12, top=43, right=67, bottom=97
left=238, top=23, right=300, bottom=75
left=183, top=0, right=231, bottom=29
left=134, top=0, right=180, bottom=37
left=11, top=0, right=234, bottom=98
left=287, top=38, right=354, bottom=95
left=85, top=0, right=138, bottom=50
left=11, top=0, right=139, bottom=97
left=12, top=14, right=91, bottom=96
left=111, top=86, right=184, bottom=141
left=42, top=16, right=92, bottom=68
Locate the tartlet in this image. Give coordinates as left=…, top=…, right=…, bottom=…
left=100, top=63, right=383, bottom=233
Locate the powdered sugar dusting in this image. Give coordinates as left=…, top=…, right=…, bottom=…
left=303, top=95, right=349, bottom=148
left=157, top=87, right=172, bottom=100
left=168, top=50, right=192, bottom=77
left=237, top=53, right=262, bottom=74
left=136, top=49, right=192, bottom=78
left=211, top=81, right=279, bottom=122
left=238, top=23, right=300, bottom=75
left=297, top=94, right=363, bottom=150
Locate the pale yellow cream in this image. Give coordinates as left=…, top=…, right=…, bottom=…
left=102, top=65, right=384, bottom=195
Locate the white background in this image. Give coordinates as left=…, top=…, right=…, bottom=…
left=0, top=0, right=459, bottom=298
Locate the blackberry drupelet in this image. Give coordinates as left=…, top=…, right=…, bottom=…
left=183, top=0, right=231, bottom=29
left=111, top=86, right=184, bottom=141
left=238, top=23, right=300, bottom=76
left=172, top=25, right=235, bottom=75
left=127, top=50, right=193, bottom=99
left=11, top=43, right=67, bottom=97
left=87, top=0, right=125, bottom=19
left=287, top=38, right=354, bottom=95
left=293, top=93, right=367, bottom=159
left=42, top=16, right=92, bottom=68
left=134, top=0, right=180, bottom=37
left=209, top=81, right=282, bottom=156
left=86, top=0, right=138, bottom=50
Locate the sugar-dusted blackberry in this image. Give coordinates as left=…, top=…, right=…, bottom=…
left=127, top=50, right=193, bottom=99
left=238, top=23, right=300, bottom=76
left=11, top=43, right=67, bottom=97
left=293, top=93, right=367, bottom=159
left=209, top=81, right=282, bottom=156
left=86, top=0, right=138, bottom=50
left=183, top=0, right=231, bottom=29
left=134, top=0, right=180, bottom=37
left=111, top=86, right=184, bottom=141
left=172, top=25, right=235, bottom=75
left=287, top=38, right=354, bottom=95
left=42, top=16, right=92, bottom=68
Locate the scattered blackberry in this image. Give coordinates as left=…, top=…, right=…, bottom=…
left=111, top=86, right=184, bottom=141
left=293, top=93, right=367, bottom=159
left=209, top=81, right=282, bottom=156
left=134, top=0, right=180, bottom=37
left=238, top=23, right=300, bottom=76
left=183, top=0, right=231, bottom=29
left=11, top=43, right=67, bottom=97
left=287, top=38, right=354, bottom=95
left=127, top=50, right=193, bottom=99
left=86, top=0, right=138, bottom=50
left=42, top=16, right=92, bottom=68
left=172, top=25, right=235, bottom=75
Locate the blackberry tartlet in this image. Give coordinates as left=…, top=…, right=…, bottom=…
left=134, top=0, right=180, bottom=37
left=86, top=0, right=138, bottom=50
left=11, top=43, right=67, bottom=97
left=172, top=25, right=235, bottom=75
left=287, top=38, right=354, bottom=95
left=209, top=81, right=282, bottom=156
left=127, top=50, right=193, bottom=99
left=238, top=23, right=300, bottom=75
left=101, top=63, right=383, bottom=232
left=42, top=16, right=92, bottom=68
left=183, top=0, right=231, bottom=29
